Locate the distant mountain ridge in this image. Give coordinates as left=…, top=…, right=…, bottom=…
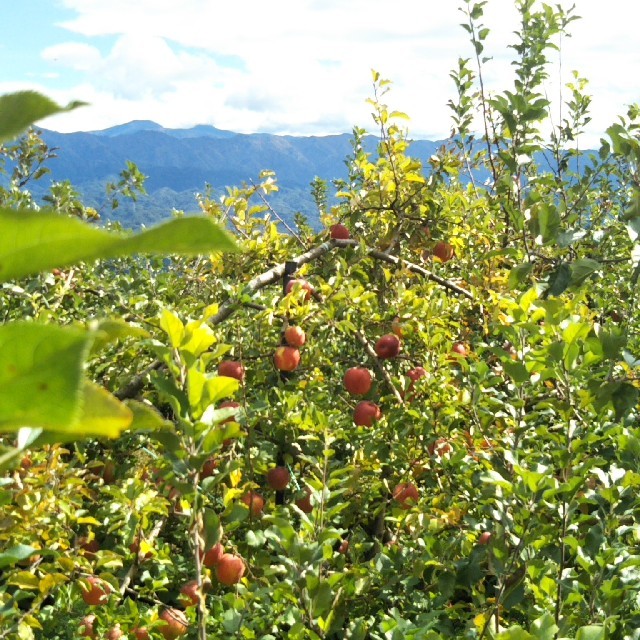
left=30, top=121, right=442, bottom=228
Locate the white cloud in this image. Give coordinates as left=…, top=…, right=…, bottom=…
left=15, top=0, right=638, bottom=147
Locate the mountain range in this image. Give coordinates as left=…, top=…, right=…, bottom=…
left=31, top=120, right=443, bottom=229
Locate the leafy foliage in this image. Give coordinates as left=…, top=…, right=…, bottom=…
left=1, top=5, right=640, bottom=640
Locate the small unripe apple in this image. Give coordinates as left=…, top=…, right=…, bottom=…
left=266, top=466, right=290, bottom=490
left=375, top=334, right=401, bottom=359
left=353, top=401, right=381, bottom=427
left=433, top=241, right=454, bottom=262
left=343, top=367, right=373, bottom=396
left=330, top=223, right=350, bottom=240
left=159, top=608, right=188, bottom=640
left=215, top=553, right=246, bottom=585
left=284, top=325, right=306, bottom=347
left=273, top=346, right=301, bottom=372
left=392, top=482, right=419, bottom=509
left=285, top=278, right=314, bottom=301
left=202, top=542, right=224, bottom=568
left=241, top=491, right=265, bottom=516
left=218, top=360, right=245, bottom=381
left=391, top=317, right=404, bottom=338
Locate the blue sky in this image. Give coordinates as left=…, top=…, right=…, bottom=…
left=2, top=0, right=640, bottom=147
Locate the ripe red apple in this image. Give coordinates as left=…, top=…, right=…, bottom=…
left=159, top=608, right=188, bottom=640
left=79, top=537, right=100, bottom=561
left=284, top=325, right=306, bottom=347
left=132, top=628, right=150, bottom=640
left=218, top=360, right=245, bottom=381
left=375, top=334, right=401, bottom=359
left=404, top=366, right=427, bottom=400
left=295, top=488, right=313, bottom=513
left=80, top=576, right=112, bottom=606
left=330, top=223, right=350, bottom=239
left=215, top=553, right=246, bottom=585
left=353, top=401, right=381, bottom=427
left=338, top=539, right=349, bottom=554
left=218, top=400, right=240, bottom=424
left=478, top=531, right=492, bottom=546
left=433, top=241, right=454, bottom=262
left=266, top=466, right=290, bottom=490
left=285, top=278, right=314, bottom=300
left=179, top=580, right=200, bottom=607
left=343, top=367, right=373, bottom=396
left=241, top=491, right=265, bottom=517
left=80, top=614, right=96, bottom=638
left=273, top=346, right=301, bottom=372
left=200, top=457, right=218, bottom=479
left=428, top=437, right=452, bottom=458
left=202, top=542, right=224, bottom=568
left=392, top=482, right=419, bottom=509
left=451, top=342, right=468, bottom=358
left=106, top=626, right=123, bottom=640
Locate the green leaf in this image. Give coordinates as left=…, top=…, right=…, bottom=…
left=72, top=381, right=133, bottom=438
left=530, top=613, right=558, bottom=640
left=0, top=91, right=87, bottom=143
left=0, top=323, right=89, bottom=431
left=575, top=626, right=605, bottom=640
left=503, top=361, right=529, bottom=383
left=508, top=263, right=533, bottom=289
left=0, top=209, right=237, bottom=283
left=0, top=544, right=38, bottom=569
left=570, top=258, right=601, bottom=287
left=124, top=400, right=172, bottom=431
left=546, top=263, right=571, bottom=296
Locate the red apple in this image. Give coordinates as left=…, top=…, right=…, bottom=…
left=294, top=488, right=313, bottom=513
left=179, top=580, right=200, bottom=607
left=132, top=629, right=150, bottom=640
left=106, top=626, right=123, bottom=640
left=201, top=457, right=218, bottom=479
left=393, top=482, right=419, bottom=509
left=273, top=346, right=301, bottom=372
left=478, top=531, right=492, bottom=545
left=343, top=367, right=373, bottom=396
left=218, top=400, right=240, bottom=424
left=433, top=241, right=454, bottom=262
left=241, top=491, right=265, bottom=517
left=451, top=342, right=468, bottom=358
left=80, top=614, right=96, bottom=638
left=266, top=466, right=290, bottom=490
left=375, top=334, right=401, bottom=359
left=218, top=360, right=245, bottom=381
left=338, top=539, right=349, bottom=554
left=285, top=278, right=314, bottom=301
left=79, top=537, right=100, bottom=561
left=80, top=576, right=112, bottom=606
left=202, top=542, right=224, bottom=568
left=353, top=401, right=381, bottom=427
left=330, top=223, right=350, bottom=239
left=215, top=553, right=246, bottom=586
left=159, top=608, right=188, bottom=640
left=428, top=438, right=452, bottom=458
left=284, top=325, right=306, bottom=347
